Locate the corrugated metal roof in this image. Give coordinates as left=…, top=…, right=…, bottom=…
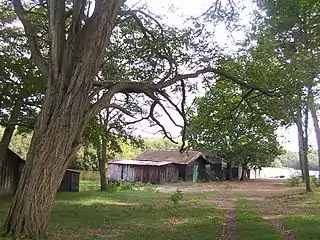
left=135, top=150, right=204, bottom=164
left=109, top=159, right=172, bottom=166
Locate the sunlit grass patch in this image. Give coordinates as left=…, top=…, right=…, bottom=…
left=236, top=199, right=281, bottom=240
left=285, top=214, right=320, bottom=240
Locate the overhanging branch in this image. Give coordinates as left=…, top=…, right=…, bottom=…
left=157, top=67, right=276, bottom=97
left=13, top=0, right=48, bottom=76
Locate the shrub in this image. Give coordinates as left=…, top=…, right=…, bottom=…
left=117, top=179, right=134, bottom=191
left=207, top=170, right=219, bottom=181
left=168, top=189, right=183, bottom=205
left=107, top=180, right=157, bottom=192
left=310, top=176, right=320, bottom=187
left=106, top=182, right=118, bottom=193
left=285, top=173, right=301, bottom=187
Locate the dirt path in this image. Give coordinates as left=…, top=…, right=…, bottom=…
left=158, top=179, right=299, bottom=239
left=213, top=196, right=236, bottom=240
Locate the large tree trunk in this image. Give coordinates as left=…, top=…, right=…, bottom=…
left=240, top=163, right=246, bottom=181
left=225, top=162, right=231, bottom=180
left=309, top=95, right=320, bottom=182
left=303, top=89, right=312, bottom=192
left=98, top=137, right=108, bottom=191
left=4, top=1, right=124, bottom=238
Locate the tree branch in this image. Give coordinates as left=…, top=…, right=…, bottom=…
left=106, top=103, right=135, bottom=118
left=13, top=0, right=48, bottom=76
left=148, top=102, right=178, bottom=144
left=48, top=0, right=66, bottom=79
left=144, top=91, right=183, bottom=128
left=157, top=67, right=276, bottom=96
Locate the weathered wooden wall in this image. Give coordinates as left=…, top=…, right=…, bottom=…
left=212, top=163, right=225, bottom=180
left=0, top=149, right=24, bottom=196
left=1, top=149, right=80, bottom=195
left=108, top=164, right=135, bottom=182
left=184, top=157, right=208, bottom=181
left=108, top=163, right=179, bottom=184
left=58, top=170, right=80, bottom=192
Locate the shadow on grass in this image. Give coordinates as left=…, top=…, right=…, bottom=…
left=52, top=193, right=223, bottom=240
left=0, top=190, right=223, bottom=240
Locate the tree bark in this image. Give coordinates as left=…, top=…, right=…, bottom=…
left=99, top=137, right=108, bottom=191
left=296, top=121, right=305, bottom=181
left=246, top=168, right=250, bottom=179
left=225, top=162, right=231, bottom=180
left=96, top=136, right=108, bottom=191
left=4, top=1, right=124, bottom=238
left=309, top=95, right=320, bottom=182
left=303, top=106, right=311, bottom=192
left=240, top=164, right=246, bottom=181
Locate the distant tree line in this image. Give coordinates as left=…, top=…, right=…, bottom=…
left=271, top=151, right=319, bottom=171
left=0, top=127, right=180, bottom=170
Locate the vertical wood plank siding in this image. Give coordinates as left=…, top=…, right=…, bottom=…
left=108, top=163, right=179, bottom=184
left=1, top=149, right=80, bottom=195
left=0, top=150, right=24, bottom=196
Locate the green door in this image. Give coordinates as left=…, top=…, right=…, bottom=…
left=193, top=163, right=199, bottom=182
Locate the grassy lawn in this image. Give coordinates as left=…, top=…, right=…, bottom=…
left=0, top=177, right=222, bottom=240
left=282, top=189, right=320, bottom=240
left=236, top=199, right=281, bottom=240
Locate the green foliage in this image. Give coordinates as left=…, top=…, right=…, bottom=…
left=285, top=173, right=302, bottom=187
left=117, top=179, right=134, bottom=191
left=276, top=151, right=319, bottom=170
left=207, top=169, right=220, bottom=181
left=1, top=126, right=182, bottom=170
left=79, top=172, right=157, bottom=193
left=285, top=174, right=319, bottom=188
left=0, top=2, right=45, bottom=133
left=187, top=79, right=283, bottom=167
left=168, top=189, right=184, bottom=205
left=310, top=176, right=320, bottom=187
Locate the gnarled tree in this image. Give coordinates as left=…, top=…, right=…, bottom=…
left=3, top=0, right=276, bottom=238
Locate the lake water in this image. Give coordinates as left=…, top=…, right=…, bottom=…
left=251, top=167, right=319, bottom=179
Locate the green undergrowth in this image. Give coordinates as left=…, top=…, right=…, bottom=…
left=285, top=214, right=320, bottom=240
left=236, top=199, right=281, bottom=240
left=0, top=180, right=221, bottom=240
left=282, top=189, right=320, bottom=239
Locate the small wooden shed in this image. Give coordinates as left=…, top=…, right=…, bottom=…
left=0, top=148, right=24, bottom=195
left=135, top=150, right=211, bottom=182
left=0, top=148, right=81, bottom=195
left=58, top=169, right=81, bottom=192
left=108, top=160, right=179, bottom=184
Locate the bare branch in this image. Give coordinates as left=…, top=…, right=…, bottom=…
left=180, top=80, right=187, bottom=151
left=107, top=103, right=135, bottom=118
left=230, top=89, right=254, bottom=114
left=12, top=0, right=48, bottom=76
left=157, top=67, right=276, bottom=96
left=148, top=102, right=179, bottom=144
left=144, top=91, right=183, bottom=128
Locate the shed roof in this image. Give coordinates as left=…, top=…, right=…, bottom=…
left=110, top=159, right=172, bottom=166
left=135, top=150, right=205, bottom=164
left=6, top=147, right=81, bottom=173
